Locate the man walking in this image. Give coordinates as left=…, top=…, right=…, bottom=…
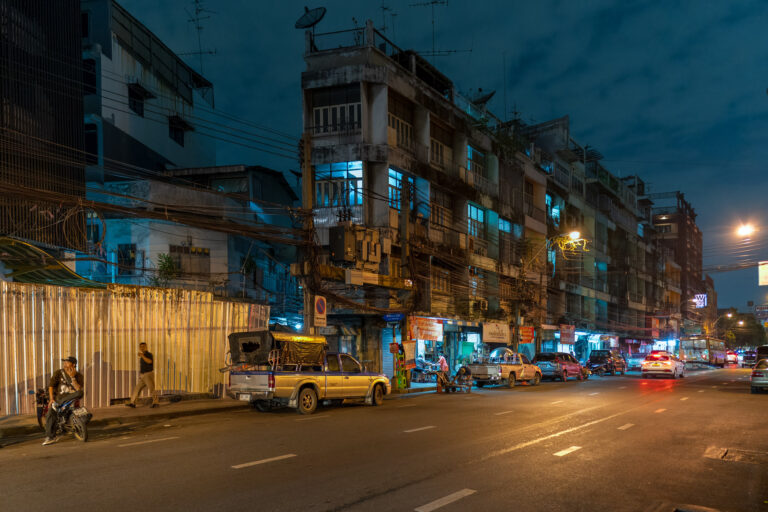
left=43, top=356, right=84, bottom=446
left=126, top=342, right=159, bottom=408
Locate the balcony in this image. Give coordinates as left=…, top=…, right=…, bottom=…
left=459, top=166, right=494, bottom=196
left=524, top=201, right=546, bottom=224
left=468, top=236, right=488, bottom=257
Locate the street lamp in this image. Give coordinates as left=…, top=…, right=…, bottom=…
left=738, top=320, right=744, bottom=326
left=736, top=224, right=756, bottom=238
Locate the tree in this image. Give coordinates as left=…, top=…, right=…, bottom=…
left=149, top=253, right=178, bottom=288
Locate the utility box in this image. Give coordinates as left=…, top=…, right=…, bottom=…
left=329, top=225, right=355, bottom=262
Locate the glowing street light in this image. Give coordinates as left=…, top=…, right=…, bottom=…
left=736, top=224, right=756, bottom=238
left=726, top=312, right=733, bottom=318
left=568, top=231, right=581, bottom=241
left=738, top=320, right=744, bottom=326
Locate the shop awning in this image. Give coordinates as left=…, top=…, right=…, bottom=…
left=0, top=237, right=106, bottom=288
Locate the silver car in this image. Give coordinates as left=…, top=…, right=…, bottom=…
left=750, top=359, right=768, bottom=394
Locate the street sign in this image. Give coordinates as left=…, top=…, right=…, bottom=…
left=382, top=313, right=405, bottom=323
left=693, top=294, right=707, bottom=308
left=313, top=295, right=327, bottom=327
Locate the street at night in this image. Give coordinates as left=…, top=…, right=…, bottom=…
left=2, top=368, right=765, bottom=512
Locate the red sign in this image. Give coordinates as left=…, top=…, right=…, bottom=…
left=520, top=326, right=535, bottom=344
left=389, top=343, right=400, bottom=354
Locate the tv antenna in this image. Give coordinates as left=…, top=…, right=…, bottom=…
left=410, top=0, right=447, bottom=60
left=181, top=0, right=217, bottom=74
left=295, top=6, right=327, bottom=35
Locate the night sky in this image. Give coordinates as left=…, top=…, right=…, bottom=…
left=120, top=0, right=768, bottom=309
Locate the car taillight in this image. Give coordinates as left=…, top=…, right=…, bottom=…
left=753, top=371, right=765, bottom=378
left=268, top=374, right=275, bottom=390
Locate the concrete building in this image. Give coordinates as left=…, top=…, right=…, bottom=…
left=299, top=21, right=549, bottom=376
left=0, top=0, right=85, bottom=251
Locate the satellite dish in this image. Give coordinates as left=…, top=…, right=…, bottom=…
left=295, top=6, right=327, bottom=30
left=471, top=88, right=496, bottom=107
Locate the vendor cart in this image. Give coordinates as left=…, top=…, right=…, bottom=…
left=432, top=366, right=472, bottom=393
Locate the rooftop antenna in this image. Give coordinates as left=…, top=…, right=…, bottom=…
left=410, top=0, right=448, bottom=62
left=295, top=6, right=327, bottom=36
left=182, top=0, right=217, bottom=74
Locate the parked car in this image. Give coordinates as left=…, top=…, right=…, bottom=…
left=587, top=350, right=627, bottom=375
left=468, top=347, right=542, bottom=388
left=227, top=331, right=390, bottom=414
left=741, top=351, right=757, bottom=368
left=726, top=350, right=739, bottom=364
left=641, top=351, right=686, bottom=379
left=626, top=352, right=648, bottom=371
left=533, top=352, right=586, bottom=381
left=750, top=359, right=768, bottom=394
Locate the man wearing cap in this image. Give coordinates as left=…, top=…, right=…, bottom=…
left=42, top=356, right=84, bottom=446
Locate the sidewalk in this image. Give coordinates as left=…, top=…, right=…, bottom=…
left=0, top=395, right=249, bottom=439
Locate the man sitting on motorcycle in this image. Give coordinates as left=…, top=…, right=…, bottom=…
left=42, top=356, right=84, bottom=446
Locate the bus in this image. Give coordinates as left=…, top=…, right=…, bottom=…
left=680, top=336, right=726, bottom=367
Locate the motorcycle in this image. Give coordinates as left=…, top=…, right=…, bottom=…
left=586, top=361, right=607, bottom=377
left=35, top=387, right=91, bottom=442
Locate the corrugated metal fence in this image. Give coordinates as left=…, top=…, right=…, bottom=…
left=0, top=281, right=269, bottom=416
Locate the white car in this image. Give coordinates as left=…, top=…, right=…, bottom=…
left=641, top=351, right=686, bottom=379
left=751, top=359, right=768, bottom=394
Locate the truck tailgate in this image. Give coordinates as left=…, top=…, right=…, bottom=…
left=229, top=371, right=272, bottom=401
left=468, top=364, right=500, bottom=380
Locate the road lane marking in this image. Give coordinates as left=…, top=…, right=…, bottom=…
left=494, top=410, right=514, bottom=416
left=118, top=436, right=179, bottom=448
left=551, top=400, right=563, bottom=404
left=619, top=386, right=627, bottom=389
left=232, top=454, right=297, bottom=469
left=404, top=426, right=436, bottom=433
left=414, top=489, right=476, bottom=512
left=654, top=408, right=667, bottom=413
left=397, top=403, right=417, bottom=408
left=723, top=382, right=729, bottom=385
left=617, top=423, right=634, bottom=430
left=296, top=415, right=329, bottom=422
left=711, top=386, right=718, bottom=388
left=554, top=446, right=582, bottom=457
left=589, top=392, right=599, bottom=396
left=698, top=390, right=705, bottom=393
left=680, top=397, right=689, bottom=401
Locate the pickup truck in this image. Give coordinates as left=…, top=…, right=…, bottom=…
left=468, top=347, right=542, bottom=388
left=226, top=331, right=391, bottom=414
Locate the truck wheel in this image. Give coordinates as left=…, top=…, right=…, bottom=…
left=476, top=381, right=485, bottom=388
left=297, top=387, right=318, bottom=415
left=531, top=373, right=541, bottom=386
left=508, top=373, right=516, bottom=388
left=372, top=384, right=384, bottom=406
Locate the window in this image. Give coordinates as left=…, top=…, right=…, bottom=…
left=388, top=168, right=413, bottom=211
left=81, top=12, right=89, bottom=38
left=168, top=116, right=192, bottom=147
left=169, top=245, right=210, bottom=276
left=326, top=355, right=340, bottom=372
left=129, top=86, right=144, bottom=117
left=340, top=355, right=361, bottom=373
left=117, top=244, right=136, bottom=276
left=657, top=224, right=672, bottom=233
left=499, top=218, right=511, bottom=233
left=430, top=188, right=452, bottom=230
left=315, top=161, right=363, bottom=207
left=467, top=145, right=485, bottom=177
left=431, top=267, right=450, bottom=294
left=468, top=203, right=485, bottom=238
left=388, top=113, right=414, bottom=150
left=84, top=123, right=98, bottom=165
left=311, top=84, right=361, bottom=134
left=83, top=59, right=96, bottom=95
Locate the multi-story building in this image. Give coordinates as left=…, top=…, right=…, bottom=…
left=299, top=21, right=549, bottom=376
left=0, top=0, right=85, bottom=251
left=650, top=191, right=704, bottom=334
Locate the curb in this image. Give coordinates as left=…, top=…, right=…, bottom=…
left=389, top=386, right=437, bottom=395
left=0, top=401, right=249, bottom=439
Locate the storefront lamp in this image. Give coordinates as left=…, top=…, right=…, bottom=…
left=568, top=231, right=581, bottom=241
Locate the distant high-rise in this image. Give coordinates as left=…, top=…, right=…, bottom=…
left=0, top=0, right=85, bottom=250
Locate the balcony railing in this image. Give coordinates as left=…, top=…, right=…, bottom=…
left=309, top=28, right=366, bottom=53
left=313, top=205, right=364, bottom=227
left=459, top=166, right=494, bottom=196
left=469, top=236, right=488, bottom=257
left=524, top=201, right=546, bottom=223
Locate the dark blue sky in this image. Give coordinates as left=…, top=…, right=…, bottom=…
left=121, top=0, right=768, bottom=310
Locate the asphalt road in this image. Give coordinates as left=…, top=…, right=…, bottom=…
left=1, top=367, right=766, bottom=512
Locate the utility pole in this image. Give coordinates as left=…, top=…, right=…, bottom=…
left=301, top=132, right=314, bottom=334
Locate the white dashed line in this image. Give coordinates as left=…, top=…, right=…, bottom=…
left=617, top=423, right=634, bottom=430
left=118, top=436, right=179, bottom=448
left=619, top=386, right=627, bottom=389
left=654, top=408, right=667, bottom=413
left=698, top=390, right=705, bottom=393
left=296, top=415, right=329, bottom=422
left=232, top=454, right=297, bottom=469
left=414, top=489, right=477, bottom=512
left=404, top=426, right=436, bottom=433
left=554, top=446, right=582, bottom=457
left=397, top=403, right=417, bottom=408
left=589, top=392, right=599, bottom=396
left=680, top=397, right=689, bottom=401
left=494, top=410, right=514, bottom=416
left=551, top=400, right=563, bottom=404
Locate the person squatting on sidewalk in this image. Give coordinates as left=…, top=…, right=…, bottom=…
left=43, top=356, right=84, bottom=445
left=126, top=342, right=159, bottom=408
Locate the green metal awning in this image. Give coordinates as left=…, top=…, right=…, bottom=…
left=0, top=237, right=106, bottom=288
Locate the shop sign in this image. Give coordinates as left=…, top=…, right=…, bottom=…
left=559, top=324, right=576, bottom=344
left=402, top=340, right=416, bottom=369
left=760, top=262, right=768, bottom=286
left=389, top=342, right=400, bottom=354
left=382, top=313, right=405, bottom=323
left=520, top=326, right=534, bottom=344
left=483, top=322, right=510, bottom=344
left=313, top=295, right=327, bottom=327
left=409, top=316, right=443, bottom=341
